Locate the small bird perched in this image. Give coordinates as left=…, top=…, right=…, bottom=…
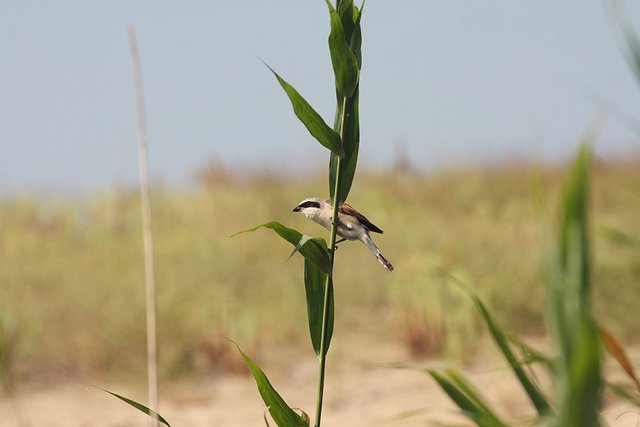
left=292, top=197, right=394, bottom=272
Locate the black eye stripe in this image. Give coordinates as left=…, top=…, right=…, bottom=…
left=301, top=201, right=320, bottom=208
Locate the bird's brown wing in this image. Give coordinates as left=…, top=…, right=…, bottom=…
left=339, top=203, right=384, bottom=234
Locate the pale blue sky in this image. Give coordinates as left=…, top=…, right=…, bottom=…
left=1, top=1, right=639, bottom=195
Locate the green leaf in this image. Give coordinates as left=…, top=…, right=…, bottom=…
left=98, top=387, right=171, bottom=426
left=612, top=2, right=640, bottom=90
left=304, top=259, right=334, bottom=355
left=600, top=226, right=640, bottom=247
left=329, top=92, right=360, bottom=207
left=233, top=222, right=331, bottom=275
left=427, top=369, right=479, bottom=415
left=548, top=144, right=602, bottom=427
left=264, top=63, right=344, bottom=158
left=350, top=1, right=365, bottom=68
left=325, top=0, right=359, bottom=98
left=558, top=144, right=592, bottom=296
left=336, top=0, right=355, bottom=42
left=472, top=293, right=551, bottom=414
left=426, top=369, right=507, bottom=427
left=444, top=369, right=509, bottom=427
left=234, top=344, right=309, bottom=427
left=476, top=299, right=551, bottom=414
left=441, top=270, right=552, bottom=415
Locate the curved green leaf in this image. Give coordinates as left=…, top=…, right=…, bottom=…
left=232, top=221, right=331, bottom=275
left=442, top=272, right=552, bottom=415
left=234, top=344, right=309, bottom=427
left=426, top=369, right=508, bottom=427
left=325, top=0, right=359, bottom=97
left=304, top=259, right=334, bottom=355
left=98, top=387, right=171, bottom=426
left=264, top=63, right=344, bottom=158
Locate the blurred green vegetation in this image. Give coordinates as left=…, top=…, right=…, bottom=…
left=0, top=159, right=638, bottom=382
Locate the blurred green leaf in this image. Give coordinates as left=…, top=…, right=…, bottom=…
left=558, top=144, right=592, bottom=297
left=442, top=271, right=552, bottom=415
left=325, top=0, right=359, bottom=98
left=606, top=381, right=640, bottom=407
left=427, top=369, right=480, bottom=416
left=234, top=343, right=309, bottom=427
left=426, top=369, right=508, bottom=427
left=548, top=144, right=602, bottom=427
left=98, top=387, right=171, bottom=426
left=507, top=333, right=554, bottom=373
left=611, top=0, right=640, bottom=89
left=445, top=369, right=509, bottom=426
left=470, top=291, right=551, bottom=414
left=233, top=221, right=331, bottom=275
left=304, top=259, right=334, bottom=355
left=600, top=226, right=640, bottom=247
left=264, top=63, right=344, bottom=158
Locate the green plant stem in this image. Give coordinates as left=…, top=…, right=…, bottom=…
left=314, top=95, right=348, bottom=427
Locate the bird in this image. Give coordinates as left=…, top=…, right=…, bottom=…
left=292, top=197, right=394, bottom=272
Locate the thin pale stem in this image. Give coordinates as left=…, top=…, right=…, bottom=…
left=127, top=25, right=159, bottom=427
left=314, top=95, right=348, bottom=427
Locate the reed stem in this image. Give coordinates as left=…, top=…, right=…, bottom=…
left=314, top=95, right=348, bottom=427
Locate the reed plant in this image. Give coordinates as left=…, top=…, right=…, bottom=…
left=426, top=5, right=640, bottom=422
left=426, top=145, right=640, bottom=426
left=233, top=1, right=365, bottom=425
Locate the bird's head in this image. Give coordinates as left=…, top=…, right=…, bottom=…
left=292, top=197, right=324, bottom=219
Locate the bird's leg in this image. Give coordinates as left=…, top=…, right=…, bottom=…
left=333, top=238, right=346, bottom=251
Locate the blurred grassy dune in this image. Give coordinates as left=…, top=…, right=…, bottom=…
left=1, top=159, right=639, bottom=381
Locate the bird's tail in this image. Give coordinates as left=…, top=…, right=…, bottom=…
left=363, top=235, right=394, bottom=272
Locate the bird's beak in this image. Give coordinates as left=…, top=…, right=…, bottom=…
left=292, top=206, right=301, bottom=212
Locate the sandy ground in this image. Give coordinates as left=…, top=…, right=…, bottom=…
left=2, top=344, right=639, bottom=427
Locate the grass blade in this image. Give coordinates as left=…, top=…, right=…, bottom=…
left=548, top=144, right=602, bottom=427
left=304, top=259, right=334, bottom=355
left=426, top=369, right=508, bottom=427
left=264, top=63, right=344, bottom=158
left=324, top=0, right=359, bottom=98
left=442, top=272, right=551, bottom=415
left=444, top=369, right=509, bottom=427
left=600, top=226, right=640, bottom=247
left=557, top=145, right=592, bottom=298
left=472, top=293, right=551, bottom=414
left=232, top=221, right=331, bottom=274
left=611, top=0, right=640, bottom=89
left=427, top=369, right=481, bottom=417
left=606, top=381, right=640, bottom=407
left=233, top=343, right=309, bottom=427
left=98, top=387, right=171, bottom=426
